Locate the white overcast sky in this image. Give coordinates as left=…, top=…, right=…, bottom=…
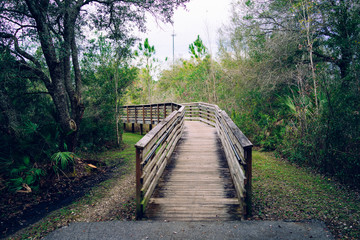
left=139, top=0, right=233, bottom=64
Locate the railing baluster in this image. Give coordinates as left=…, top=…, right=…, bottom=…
left=157, top=104, right=160, bottom=123
left=142, top=105, right=145, bottom=124
left=150, top=105, right=153, bottom=124
left=164, top=104, right=166, bottom=118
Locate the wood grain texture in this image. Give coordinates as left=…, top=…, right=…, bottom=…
left=144, top=121, right=242, bottom=221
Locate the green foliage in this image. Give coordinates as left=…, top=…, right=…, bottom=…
left=51, top=152, right=75, bottom=170
left=80, top=35, right=137, bottom=151
left=130, top=38, right=158, bottom=104
left=6, top=156, right=45, bottom=192
left=188, top=35, right=207, bottom=60
left=155, top=35, right=220, bottom=104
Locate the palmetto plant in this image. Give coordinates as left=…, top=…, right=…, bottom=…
left=7, top=156, right=45, bottom=192
left=50, top=152, right=75, bottom=171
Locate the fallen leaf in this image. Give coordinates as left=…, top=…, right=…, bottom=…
left=87, top=164, right=97, bottom=169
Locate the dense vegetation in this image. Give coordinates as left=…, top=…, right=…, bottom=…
left=152, top=0, right=360, bottom=188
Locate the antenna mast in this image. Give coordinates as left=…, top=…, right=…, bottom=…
left=171, top=29, right=176, bottom=65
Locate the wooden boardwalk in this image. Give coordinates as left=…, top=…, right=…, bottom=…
left=144, top=121, right=242, bottom=221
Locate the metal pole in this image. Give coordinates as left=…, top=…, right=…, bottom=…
left=172, top=30, right=176, bottom=65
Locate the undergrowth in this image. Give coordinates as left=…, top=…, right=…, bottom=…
left=8, top=132, right=142, bottom=240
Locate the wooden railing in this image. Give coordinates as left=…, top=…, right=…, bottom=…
left=131, top=104, right=185, bottom=218
left=120, top=103, right=182, bottom=125
left=120, top=102, right=252, bottom=218
left=182, top=102, right=253, bottom=216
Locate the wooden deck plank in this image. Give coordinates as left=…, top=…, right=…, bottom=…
left=144, top=121, right=242, bottom=221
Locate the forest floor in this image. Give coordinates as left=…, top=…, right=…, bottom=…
left=3, top=138, right=360, bottom=240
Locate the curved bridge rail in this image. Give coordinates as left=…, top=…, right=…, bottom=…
left=120, top=102, right=252, bottom=219
left=120, top=103, right=181, bottom=125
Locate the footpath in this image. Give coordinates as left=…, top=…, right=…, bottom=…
left=45, top=220, right=334, bottom=240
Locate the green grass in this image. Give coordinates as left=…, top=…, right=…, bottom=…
left=80, top=132, right=141, bottom=168
left=251, top=151, right=360, bottom=240
left=9, top=132, right=142, bottom=240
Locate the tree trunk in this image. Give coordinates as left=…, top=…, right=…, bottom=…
left=115, top=60, right=121, bottom=147
left=0, top=88, right=21, bottom=138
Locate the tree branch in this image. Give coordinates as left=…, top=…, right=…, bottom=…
left=0, top=32, right=42, bottom=69
left=0, top=15, right=36, bottom=29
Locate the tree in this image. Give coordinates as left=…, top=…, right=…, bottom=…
left=135, top=38, right=157, bottom=103
left=80, top=35, right=137, bottom=149
left=155, top=36, right=223, bottom=104
left=189, top=35, right=207, bottom=61
left=0, top=0, right=189, bottom=151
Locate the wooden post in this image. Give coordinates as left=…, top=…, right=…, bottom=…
left=140, top=124, right=143, bottom=135
left=136, top=147, right=143, bottom=219
left=164, top=104, right=167, bottom=119
left=131, top=123, right=135, bottom=133
left=127, top=106, right=129, bottom=123
left=244, top=146, right=253, bottom=218
left=171, top=103, right=174, bottom=112
left=157, top=104, right=160, bottom=123
left=123, top=123, right=126, bottom=132
left=135, top=106, right=137, bottom=124
left=142, top=106, right=145, bottom=124
left=149, top=124, right=152, bottom=130
left=150, top=105, right=153, bottom=125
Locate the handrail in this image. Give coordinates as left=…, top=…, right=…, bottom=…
left=120, top=102, right=252, bottom=218
left=133, top=104, right=185, bottom=219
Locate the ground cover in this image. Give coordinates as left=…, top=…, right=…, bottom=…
left=250, top=151, right=360, bottom=239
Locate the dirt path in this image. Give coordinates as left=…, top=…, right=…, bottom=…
left=76, top=171, right=136, bottom=222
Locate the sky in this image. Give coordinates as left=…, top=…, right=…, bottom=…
left=139, top=0, right=233, bottom=66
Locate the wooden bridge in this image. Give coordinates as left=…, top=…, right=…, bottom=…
left=120, top=102, right=253, bottom=221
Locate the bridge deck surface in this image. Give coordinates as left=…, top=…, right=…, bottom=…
left=144, top=121, right=242, bottom=221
